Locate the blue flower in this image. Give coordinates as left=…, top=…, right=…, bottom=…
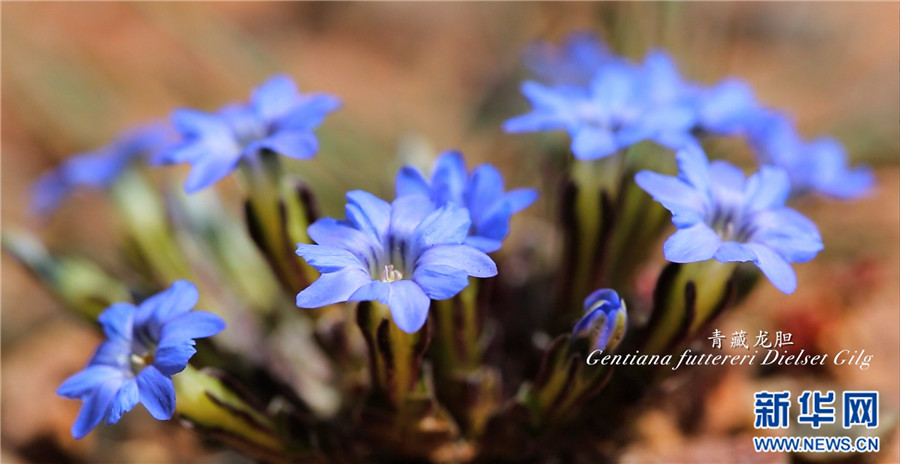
left=295, top=191, right=497, bottom=333
left=57, top=281, right=225, bottom=439
left=571, top=289, right=627, bottom=351
left=749, top=114, right=874, bottom=199
left=160, top=75, right=340, bottom=193
left=635, top=143, right=824, bottom=294
left=695, top=79, right=766, bottom=136
left=522, top=31, right=615, bottom=87
left=504, top=50, right=696, bottom=160
left=31, top=122, right=174, bottom=215
left=395, top=151, right=537, bottom=252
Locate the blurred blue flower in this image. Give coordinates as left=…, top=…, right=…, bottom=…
left=295, top=191, right=497, bottom=333
left=57, top=281, right=225, bottom=439
left=395, top=151, right=537, bottom=252
left=504, top=50, right=696, bottom=160
left=523, top=31, right=615, bottom=86
left=571, top=289, right=627, bottom=351
left=635, top=143, right=823, bottom=294
left=749, top=114, right=874, bottom=199
left=160, top=75, right=340, bottom=193
left=31, top=122, right=174, bottom=215
left=695, top=79, right=766, bottom=136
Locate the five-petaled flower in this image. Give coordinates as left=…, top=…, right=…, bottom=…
left=57, top=280, right=225, bottom=439
left=295, top=190, right=497, bottom=333
left=395, top=151, right=538, bottom=252
left=504, top=50, right=696, bottom=160
left=31, top=122, right=174, bottom=215
left=635, top=143, right=824, bottom=294
left=749, top=113, right=874, bottom=200
left=159, top=75, right=341, bottom=193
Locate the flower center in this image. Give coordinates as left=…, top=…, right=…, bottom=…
left=380, top=264, right=404, bottom=283
left=129, top=351, right=154, bottom=374
left=225, top=107, right=267, bottom=146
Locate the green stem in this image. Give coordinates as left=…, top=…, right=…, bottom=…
left=433, top=280, right=481, bottom=371
left=357, top=301, right=430, bottom=409
left=640, top=260, right=737, bottom=354
left=111, top=169, right=195, bottom=283
left=2, top=229, right=132, bottom=319
left=240, top=154, right=317, bottom=294
left=559, top=156, right=623, bottom=320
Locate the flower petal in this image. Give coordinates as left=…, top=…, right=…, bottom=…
left=250, top=75, right=299, bottom=121
left=345, top=190, right=392, bottom=245
left=184, top=149, right=242, bottom=193
left=709, top=161, right=746, bottom=192
left=386, top=280, right=431, bottom=333
left=296, top=244, right=366, bottom=273
left=634, top=171, right=705, bottom=214
left=70, top=376, right=123, bottom=439
left=307, top=217, right=382, bottom=267
left=414, top=204, right=470, bottom=249
left=412, top=264, right=470, bottom=300
left=251, top=130, right=318, bottom=160
left=713, top=241, right=757, bottom=263
left=107, top=378, right=139, bottom=424
left=674, top=143, right=711, bottom=193
left=172, top=109, right=223, bottom=136
left=395, top=166, right=431, bottom=198
left=296, top=267, right=372, bottom=308
left=153, top=341, right=196, bottom=376
left=416, top=245, right=497, bottom=278
left=583, top=288, right=621, bottom=313
left=466, top=164, right=505, bottom=219
left=160, top=310, right=226, bottom=344
left=58, top=365, right=125, bottom=398
left=571, top=127, right=617, bottom=160
left=136, top=366, right=176, bottom=420
left=471, top=200, right=512, bottom=241
left=503, top=188, right=538, bottom=214
left=663, top=223, right=721, bottom=263
left=348, top=280, right=391, bottom=303
left=30, top=171, right=69, bottom=216
left=743, top=243, right=798, bottom=295
left=279, top=94, right=342, bottom=131
left=750, top=208, right=823, bottom=263
left=390, top=194, right=436, bottom=244
left=503, top=112, right=569, bottom=133
left=699, top=79, right=758, bottom=134
left=89, top=340, right=130, bottom=369
left=745, top=165, right=790, bottom=212
left=98, top=303, right=135, bottom=343
left=464, top=236, right=502, bottom=253
left=136, top=280, right=199, bottom=330
left=431, top=151, right=467, bottom=206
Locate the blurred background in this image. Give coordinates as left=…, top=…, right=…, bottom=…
left=2, top=3, right=898, bottom=463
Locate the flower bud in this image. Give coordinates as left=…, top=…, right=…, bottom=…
left=571, top=289, right=627, bottom=353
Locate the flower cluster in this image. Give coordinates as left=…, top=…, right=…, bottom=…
left=506, top=32, right=873, bottom=200
left=504, top=49, right=696, bottom=160
left=57, top=281, right=225, bottom=438
left=635, top=143, right=824, bottom=294
left=16, top=27, right=875, bottom=461
left=158, top=75, right=341, bottom=193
